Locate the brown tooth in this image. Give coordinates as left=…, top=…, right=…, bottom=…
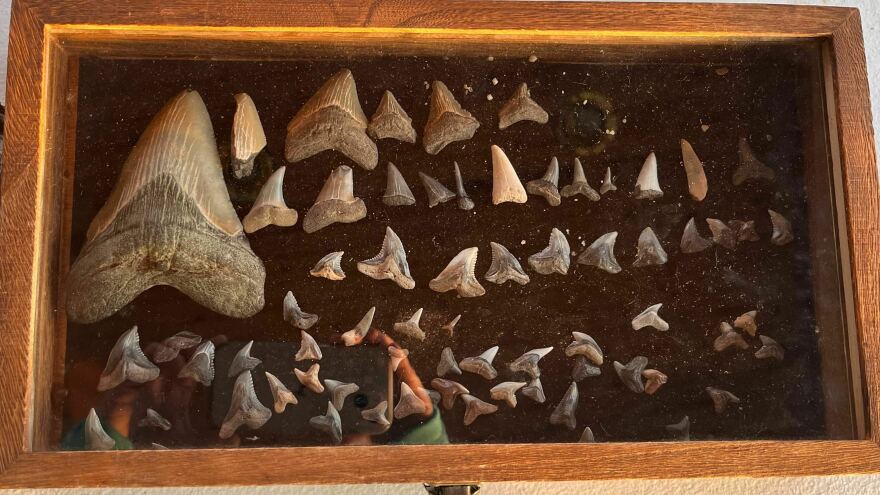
left=528, top=228, right=571, bottom=275
left=437, top=347, right=462, bottom=377
left=491, top=145, right=528, bottom=204
left=522, top=377, right=546, bottom=403
left=498, top=82, right=549, bottom=129
left=429, top=247, right=486, bottom=297
left=706, top=386, right=740, bottom=414
left=713, top=321, right=749, bottom=352
left=294, top=363, right=324, bottom=393
left=734, top=310, right=759, bottom=336
left=600, top=166, right=617, bottom=194
left=283, top=292, right=319, bottom=330
left=485, top=242, right=530, bottom=286
left=423, top=80, right=480, bottom=155
left=633, top=152, right=663, bottom=199
left=265, top=372, right=298, bottom=413
left=461, top=394, right=498, bottom=425
left=361, top=401, right=390, bottom=426
left=303, top=165, right=367, bottom=233
left=294, top=330, right=322, bottom=362
left=368, top=90, right=417, bottom=143
left=392, top=308, right=426, bottom=341
left=729, top=219, right=760, bottom=242
left=441, top=315, right=462, bottom=336
left=309, top=251, right=346, bottom=280
left=324, top=379, right=359, bottom=410
left=642, top=369, right=668, bottom=395
left=231, top=93, right=267, bottom=179
left=680, top=139, right=708, bottom=201
left=680, top=217, right=713, bottom=254
left=706, top=218, right=737, bottom=250
left=732, top=138, right=775, bottom=185
left=431, top=378, right=470, bottom=410
left=357, top=227, right=415, bottom=290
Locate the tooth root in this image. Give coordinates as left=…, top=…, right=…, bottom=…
left=768, top=209, right=794, bottom=245
left=310, top=251, right=346, bottom=281
left=577, top=231, right=621, bottom=274
left=579, top=427, right=596, bottom=443
left=419, top=172, right=456, bottom=207
left=429, top=247, right=486, bottom=297
left=98, top=326, right=160, bottom=391
left=491, top=145, right=528, bottom=204
left=755, top=335, right=785, bottom=361
left=304, top=165, right=367, bottom=233
left=572, top=355, right=602, bottom=382
left=67, top=90, right=265, bottom=324
left=138, top=408, right=172, bottom=431
left=423, top=80, right=480, bottom=155
left=526, top=156, right=562, bottom=206
left=529, top=228, right=571, bottom=275
left=508, top=347, right=553, bottom=379
left=561, top=158, right=600, bottom=201
left=459, top=345, right=499, bottom=380
left=680, top=218, right=713, bottom=254
left=632, top=227, right=668, bottom=267
left=295, top=330, right=323, bottom=361
left=231, top=93, right=267, bottom=179
left=283, top=292, right=320, bottom=330
left=220, top=370, right=272, bottom=439
left=361, top=400, right=391, bottom=426
left=285, top=69, right=378, bottom=170
left=680, top=139, right=708, bottom=201
left=324, top=379, right=360, bottom=411
left=706, top=386, right=740, bottom=414
left=522, top=377, right=546, bottom=403
left=368, top=90, right=416, bottom=143
left=153, top=331, right=202, bottom=364
left=357, top=227, right=415, bottom=290
left=228, top=341, right=262, bottom=377
left=734, top=310, right=759, bottom=336
left=431, top=378, right=470, bottom=410
left=713, top=322, right=749, bottom=352
left=454, top=162, right=475, bottom=210
left=634, top=152, right=663, bottom=199
left=666, top=416, right=691, bottom=441
left=498, top=82, right=549, bottom=129
left=733, top=138, right=775, bottom=185
left=729, top=219, right=760, bottom=242
left=85, top=408, right=116, bottom=450
left=382, top=162, right=416, bottom=206
left=600, top=167, right=617, bottom=194
left=388, top=345, right=410, bottom=371
left=177, top=341, right=215, bottom=386
left=394, top=382, right=427, bottom=419
left=441, top=315, right=462, bottom=336
left=490, top=381, right=526, bottom=408
left=341, top=306, right=376, bottom=346
left=264, top=371, right=298, bottom=413
left=309, top=401, right=343, bottom=444
left=565, top=332, right=603, bottom=365
left=632, top=303, right=669, bottom=331
left=243, top=166, right=298, bottom=233
left=437, top=347, right=463, bottom=377
left=294, top=363, right=324, bottom=393
left=642, top=369, right=668, bottom=395
left=706, top=218, right=737, bottom=250
left=393, top=308, right=426, bottom=340
left=549, top=382, right=579, bottom=430
left=485, top=242, right=530, bottom=285
left=613, top=356, right=648, bottom=393
left=461, top=394, right=499, bottom=426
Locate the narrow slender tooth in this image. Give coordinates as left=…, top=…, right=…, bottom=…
left=85, top=408, right=116, bottom=450
left=642, top=369, right=668, bottom=395
left=219, top=370, right=271, bottom=439
left=423, top=80, right=480, bottom=155
left=768, top=209, right=794, bottom=245
left=283, top=291, right=319, bottom=330
left=324, top=379, right=360, bottom=411
left=579, top=427, right=596, bottom=443
left=264, top=371, right=298, bottom=413
left=429, top=247, right=486, bottom=297
left=680, top=218, right=713, bottom=254
left=730, top=219, right=760, bottom=242
left=340, top=306, right=376, bottom=346
left=565, top=332, right=603, bottom=365
left=419, top=172, right=456, bottom=208
left=632, top=227, right=668, bottom=267
left=295, top=330, right=322, bottom=361
left=508, top=347, right=553, bottom=379
left=431, top=378, right=470, bottom=410
left=309, top=401, right=343, bottom=444
left=713, top=322, right=749, bottom=352
left=498, top=82, right=549, bottom=129
left=613, top=356, right=648, bottom=393
left=285, top=68, right=378, bottom=170
left=153, top=330, right=202, bottom=363
left=388, top=345, right=409, bottom=371
left=560, top=158, right=600, bottom=200
left=706, top=387, right=740, bottom=414
left=361, top=400, right=390, bottom=426
left=294, top=363, right=324, bottom=393
left=755, top=335, right=785, bottom=361
left=228, top=340, right=261, bottom=377
left=382, top=162, right=416, bottom=206
left=243, top=166, right=298, bottom=233
left=461, top=394, right=498, bottom=426
left=706, top=218, right=737, bottom=250
left=529, top=228, right=571, bottom=275
left=526, top=156, right=562, bottom=206
left=577, top=231, right=621, bottom=274
left=734, top=310, right=759, bottom=336
left=666, top=416, right=691, bottom=441
left=600, top=167, right=617, bottom=194
left=733, top=138, right=775, bottom=185
left=459, top=345, right=499, bottom=380
left=680, top=139, right=708, bottom=201
left=571, top=356, right=601, bottom=382
left=231, top=93, right=267, bottom=179
left=138, top=408, right=172, bottom=431
left=394, top=382, right=427, bottom=419
left=393, top=308, right=426, bottom=340
left=485, top=241, right=530, bottom=285
left=303, top=165, right=367, bottom=233
left=453, top=162, right=475, bottom=210
left=491, top=145, right=528, bottom=204
left=549, top=382, right=579, bottom=430
left=368, top=90, right=417, bottom=143
left=490, top=381, right=526, bottom=408
left=310, top=251, right=346, bottom=281
left=357, top=227, right=415, bottom=289
left=441, top=315, right=461, bottom=336
left=634, top=152, right=663, bottom=199
left=522, top=377, right=546, bottom=403
left=177, top=341, right=215, bottom=386
left=632, top=303, right=669, bottom=331
left=437, top=347, right=462, bottom=377
left=97, top=326, right=160, bottom=391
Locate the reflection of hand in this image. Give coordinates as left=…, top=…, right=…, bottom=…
left=362, top=328, right=434, bottom=418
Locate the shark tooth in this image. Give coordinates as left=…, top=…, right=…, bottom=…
left=485, top=242, right=530, bottom=285
left=634, top=152, right=663, bottom=199
left=680, top=217, right=713, bottom=254
left=600, top=167, right=617, bottom=194
left=706, top=386, right=740, bottom=414
left=423, top=80, right=480, bottom=155
left=394, top=382, right=427, bottom=419
left=768, top=209, right=794, bottom=245
left=713, top=322, right=749, bottom=352
left=153, top=330, right=202, bottom=363
left=734, top=310, right=759, bottom=336
left=755, top=335, right=785, bottom=360
left=442, top=315, right=461, bottom=336
left=283, top=292, right=319, bottom=330
left=680, top=139, right=708, bottom=201
left=431, top=378, right=470, bottom=410
left=429, top=247, right=486, bottom=297
left=231, top=93, right=267, bottom=179
left=284, top=69, right=377, bottom=169
left=459, top=346, right=499, bottom=380
left=577, top=232, right=622, bottom=274
left=361, top=401, right=390, bottom=426
left=632, top=227, right=668, bottom=267
left=453, top=162, right=475, bottom=210
left=151, top=443, right=169, bottom=450
left=358, top=227, right=415, bottom=289
left=309, top=401, right=343, bottom=444
left=294, top=363, right=324, bottom=393
left=561, top=158, right=600, bottom=200
left=310, top=251, right=346, bottom=280
left=219, top=370, right=272, bottom=439
left=632, top=303, right=669, bottom=331
left=368, top=90, right=416, bottom=143
left=177, top=341, right=215, bottom=385
left=228, top=341, right=261, bottom=377
left=528, top=228, right=571, bottom=275
left=565, top=332, right=603, bottom=365
left=138, top=408, right=171, bottom=431
left=243, top=166, right=298, bottom=233
left=324, top=379, right=360, bottom=410
left=66, top=90, right=265, bottom=324
left=706, top=218, right=737, bottom=250
left=340, top=306, right=376, bottom=346
left=265, top=371, right=298, bottom=413
left=382, top=162, right=416, bottom=206
left=498, top=82, right=549, bottom=129
left=437, top=347, right=463, bottom=377
left=393, top=308, right=426, bottom=340
left=613, top=356, right=648, bottom=393
left=419, top=172, right=456, bottom=208
left=427, top=389, right=442, bottom=408
left=730, top=219, right=760, bottom=242
left=388, top=346, right=409, bottom=371
left=303, top=165, right=367, bottom=233
left=571, top=355, right=602, bottom=382
left=508, top=347, right=553, bottom=379
left=522, top=377, right=546, bottom=403
left=295, top=330, right=323, bottom=361
left=491, top=145, right=528, bottom=204
left=579, top=427, right=596, bottom=443
left=461, top=394, right=498, bottom=425
left=85, top=408, right=116, bottom=450
left=490, top=381, right=526, bottom=408
left=666, top=416, right=690, bottom=441
left=549, top=382, right=579, bottom=430
left=642, top=369, right=668, bottom=395
left=97, top=326, right=160, bottom=391
left=526, top=157, right=562, bottom=206
left=733, top=138, right=775, bottom=185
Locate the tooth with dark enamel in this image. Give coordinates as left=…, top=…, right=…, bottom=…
left=549, top=382, right=579, bottom=430
left=680, top=217, right=713, bottom=254
left=714, top=322, right=749, bottom=352
left=243, top=166, right=298, bottom=233
left=430, top=247, right=486, bottom=297
left=231, top=93, right=267, bottom=179
left=491, top=145, right=527, bottom=204
left=642, top=369, right=668, bottom=395
left=423, top=80, right=480, bottom=155
left=388, top=346, right=409, bottom=371
left=303, top=165, right=367, bottom=233
left=340, top=306, right=376, bottom=346
left=295, top=330, right=322, bottom=361
left=382, top=162, right=416, bottom=206
left=680, top=139, right=708, bottom=201
left=729, top=219, right=760, bottom=242
left=509, top=347, right=553, bottom=379
left=498, top=82, right=549, bottom=129
left=419, top=172, right=456, bottom=208
left=632, top=303, right=668, bottom=331
left=577, top=232, right=621, bottom=274
left=324, top=379, right=359, bottom=410
left=393, top=308, right=426, bottom=340
left=85, top=408, right=116, bottom=450
left=66, top=90, right=265, bottom=324
left=768, top=209, right=794, bottom=245
left=634, top=152, right=663, bottom=199
left=755, top=335, right=785, bottom=360
left=357, top=227, right=415, bottom=289
left=666, top=416, right=690, bottom=441
left=283, top=291, right=319, bottom=330
left=453, top=162, right=475, bottom=210
left=613, top=356, right=648, bottom=393
left=264, top=371, right=298, bottom=413
left=437, top=347, right=462, bottom=377
left=734, top=310, right=758, bottom=336
left=394, top=382, right=427, bottom=419
left=459, top=346, right=499, bottom=380
left=485, top=242, right=530, bottom=285
left=461, top=394, right=499, bottom=425
left=98, top=326, right=160, bottom=391
left=706, top=218, right=737, bottom=250
left=310, top=251, right=346, bottom=280
left=294, top=363, right=324, bottom=393
left=706, top=387, right=740, bottom=414
left=490, top=381, right=526, bottom=408
left=733, top=138, right=775, bottom=185
left=529, top=228, right=571, bottom=275
left=572, top=355, right=602, bottom=382
left=284, top=69, right=377, bottom=170
left=600, top=167, right=617, bottom=194
left=632, top=227, right=668, bottom=267
left=579, top=427, right=596, bottom=443
left=361, top=401, right=390, bottom=426
left=153, top=331, right=202, bottom=363
left=309, top=401, right=343, bottom=444
left=561, top=158, right=600, bottom=201
left=220, top=370, right=271, bottom=439
left=368, top=90, right=417, bottom=143
left=431, top=378, right=470, bottom=410
left=138, top=408, right=171, bottom=431
left=177, top=341, right=215, bottom=385
left=522, top=377, right=546, bottom=403
left=228, top=340, right=261, bottom=377
left=565, top=332, right=603, bottom=365
left=442, top=315, right=461, bottom=336
left=526, top=157, right=562, bottom=206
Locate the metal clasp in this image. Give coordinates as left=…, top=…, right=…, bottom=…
left=423, top=483, right=481, bottom=495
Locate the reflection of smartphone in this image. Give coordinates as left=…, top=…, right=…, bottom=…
left=211, top=341, right=392, bottom=444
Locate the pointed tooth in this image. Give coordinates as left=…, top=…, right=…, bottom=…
left=498, top=82, right=549, bottom=129
left=768, top=209, right=794, bottom=245
left=706, top=218, right=737, bottom=250
left=243, top=166, right=298, bottom=233
left=231, top=93, right=267, bottom=179
left=393, top=308, right=426, bottom=340
left=324, top=379, right=359, bottom=411
left=97, top=326, right=160, bottom=391
left=219, top=370, right=271, bottom=439
left=491, top=145, right=527, bottom=204
left=549, top=382, right=579, bottom=430
left=357, top=227, right=415, bottom=289
left=490, top=381, right=526, bottom=408
left=441, top=315, right=461, bottom=336
left=304, top=165, right=367, bottom=233
left=565, top=332, right=603, bottom=365
left=600, top=167, right=617, bottom=194
left=579, top=427, right=596, bottom=443
left=632, top=227, right=668, bottom=267
left=734, top=310, right=759, bottom=336
left=508, top=347, right=553, bottom=379
left=437, top=347, right=463, bottom=377
left=454, top=162, right=475, bottom=210
left=153, top=331, right=202, bottom=363
left=461, top=394, right=498, bottom=426
left=706, top=386, right=740, bottom=414
left=522, top=377, right=546, bottom=403
left=632, top=303, right=668, bottom=331
left=423, top=80, right=480, bottom=155
left=138, top=408, right=172, bottom=431
left=713, top=321, right=749, bottom=352
left=341, top=306, right=376, bottom=346
left=294, top=363, right=324, bottom=393
left=526, top=156, right=562, bottom=206
left=755, top=335, right=785, bottom=361
left=264, top=371, right=298, bottom=413
left=177, top=341, right=215, bottom=386
left=361, top=400, right=391, bottom=426
left=419, top=172, right=456, bottom=207
left=485, top=241, right=530, bottom=285
left=459, top=346, right=499, bottom=380
left=528, top=228, right=571, bottom=275
left=382, top=162, right=416, bottom=206
left=733, top=138, right=775, bottom=185
left=730, top=219, right=760, bottom=242
left=613, top=356, right=648, bottom=393
left=283, top=292, right=319, bottom=330
left=309, top=401, right=343, bottom=444
left=680, top=139, right=708, bottom=201
left=571, top=355, right=602, bottom=382
left=85, top=408, right=116, bottom=450
left=431, top=378, right=470, bottom=410
left=577, top=231, right=621, bottom=274
left=429, top=247, right=486, bottom=297
left=427, top=389, right=441, bottom=407
left=394, top=382, right=427, bottom=419
left=666, top=416, right=691, bottom=441
left=67, top=90, right=265, bottom=324
left=368, top=90, right=416, bottom=143
left=151, top=443, right=169, bottom=450
left=561, top=158, right=600, bottom=200
left=228, top=340, right=262, bottom=377
left=680, top=218, right=713, bottom=254
left=642, top=369, right=668, bottom=395
left=295, top=330, right=323, bottom=361
left=388, top=345, right=410, bottom=371
left=634, top=152, right=663, bottom=199
left=310, top=251, right=346, bottom=280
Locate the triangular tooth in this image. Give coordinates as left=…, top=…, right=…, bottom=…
left=441, top=315, right=462, bottom=336
left=680, top=139, right=708, bottom=201
left=491, top=145, right=528, bottom=204
left=706, top=386, right=741, bottom=414
left=357, top=227, right=415, bottom=289
left=419, top=172, right=456, bottom=208
left=153, top=331, right=202, bottom=363
left=393, top=308, right=426, bottom=340
left=341, top=306, right=376, bottom=346
left=571, top=355, right=602, bottom=382
left=528, top=228, right=571, bottom=275
left=138, top=408, right=172, bottom=431
left=565, top=332, right=603, bottom=365
left=768, top=209, right=794, bottom=245
left=265, top=371, right=298, bottom=413
left=579, top=427, right=596, bottom=443
left=324, top=379, right=359, bottom=410
left=734, top=310, right=759, bottom=336
left=295, top=330, right=323, bottom=361
left=666, top=416, right=691, bottom=441
left=309, top=401, right=343, bottom=444
left=283, top=291, right=319, bottom=330
left=680, top=218, right=713, bottom=254
left=388, top=345, right=410, bottom=371
left=755, top=335, right=785, bottom=361
left=561, top=158, right=600, bottom=200
left=706, top=218, right=737, bottom=250
left=361, top=400, right=391, bottom=426
left=632, top=227, right=668, bottom=267
left=85, top=408, right=116, bottom=450
left=454, top=162, right=475, bottom=210
left=423, top=80, right=480, bottom=155
left=368, top=90, right=417, bottom=143
left=429, top=247, right=486, bottom=297
left=294, top=363, right=324, bottom=393
left=713, top=321, right=749, bottom=352
left=310, top=251, right=346, bottom=281
left=733, top=138, right=775, bottom=185
left=394, top=382, right=427, bottom=419
left=549, top=382, right=579, bottom=430
left=634, top=152, right=663, bottom=199
left=461, top=394, right=498, bottom=426
left=97, top=326, right=160, bottom=391
left=437, top=347, right=462, bottom=377
left=490, top=381, right=526, bottom=408
left=459, top=345, right=499, bottom=380
left=231, top=93, right=267, bottom=179
left=304, top=165, right=367, bottom=233
left=526, top=157, right=562, bottom=206
left=228, top=341, right=262, bottom=377
left=243, top=166, right=298, bottom=233
left=522, top=377, right=546, bottom=403
left=642, top=369, right=668, bottom=395
left=613, top=356, right=648, bottom=393
left=485, top=241, right=530, bottom=285
left=67, top=90, right=265, bottom=323
left=382, top=162, right=416, bottom=206
left=177, top=341, right=215, bottom=385
left=285, top=68, right=377, bottom=169
left=730, top=219, right=760, bottom=242
left=600, top=167, right=617, bottom=194
left=632, top=303, right=669, bottom=331
left=577, top=231, right=621, bottom=274
left=431, top=378, right=470, bottom=410
left=498, top=83, right=549, bottom=129
left=151, top=442, right=170, bottom=450
left=219, top=370, right=271, bottom=439
left=508, top=347, right=553, bottom=379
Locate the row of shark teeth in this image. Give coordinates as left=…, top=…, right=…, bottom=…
left=242, top=166, right=298, bottom=233
left=303, top=165, right=367, bottom=233
left=220, top=370, right=272, bottom=440
left=420, top=388, right=498, bottom=426
left=576, top=227, right=665, bottom=274
left=283, top=291, right=320, bottom=330
left=438, top=345, right=556, bottom=384
left=153, top=331, right=202, bottom=363
left=97, top=326, right=160, bottom=391
left=357, top=227, right=415, bottom=289
left=498, top=83, right=549, bottom=130
left=310, top=251, right=346, bottom=280
left=231, top=93, right=267, bottom=179
left=382, top=162, right=474, bottom=210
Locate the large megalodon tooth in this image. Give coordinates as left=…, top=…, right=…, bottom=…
left=526, top=157, right=562, bottom=206
left=310, top=251, right=346, bottom=280
left=242, top=166, right=298, bottom=233
left=613, top=356, right=648, bottom=393
left=768, top=209, right=794, bottom=245
left=153, top=330, right=202, bottom=363
left=66, top=90, right=265, bottom=324
left=309, top=401, right=343, bottom=444
left=577, top=232, right=621, bottom=274
left=522, top=377, right=546, bottom=403
left=357, top=227, right=415, bottom=289
left=138, top=408, right=172, bottom=431
left=361, top=401, right=390, bottom=426
left=491, top=145, right=527, bottom=204
left=437, top=347, right=462, bottom=377
left=85, top=408, right=116, bottom=450
left=680, top=139, right=708, bottom=201
left=680, top=217, right=713, bottom=254
left=295, top=330, right=323, bottom=361
left=490, top=381, right=526, bottom=408
left=733, top=138, right=775, bottom=185
left=265, top=371, right=297, bottom=413
left=485, top=241, right=530, bottom=285
left=340, top=306, right=376, bottom=346
left=231, top=93, right=267, bottom=179
left=368, top=90, right=416, bottom=143
left=461, top=394, right=498, bottom=426
left=565, top=332, right=603, bottom=365
left=713, top=321, right=749, bottom=352
left=423, top=80, right=480, bottom=155
left=508, top=346, right=553, bottom=379
left=393, top=308, right=426, bottom=340
left=419, top=172, right=456, bottom=208
left=294, top=363, right=324, bottom=393
left=561, top=158, right=600, bottom=201
left=283, top=291, right=319, bottom=330
left=177, top=341, right=215, bottom=385
left=632, top=303, right=668, bottom=331
left=429, top=247, right=486, bottom=297
left=706, top=387, right=741, bottom=414
left=284, top=69, right=377, bottom=169
left=459, top=345, right=499, bottom=380
left=382, top=162, right=416, bottom=206
left=529, top=228, right=571, bottom=275
left=394, top=382, right=427, bottom=419
left=303, top=165, right=367, bottom=233
left=324, top=379, right=359, bottom=410
left=453, top=162, right=475, bottom=210
left=219, top=370, right=271, bottom=439
left=97, top=326, right=160, bottom=391
left=549, top=382, right=579, bottom=430
left=498, top=82, right=549, bottom=129
left=228, top=340, right=261, bottom=377
left=633, top=152, right=663, bottom=199
left=632, top=227, right=668, bottom=267
left=706, top=218, right=737, bottom=250
left=431, top=378, right=470, bottom=410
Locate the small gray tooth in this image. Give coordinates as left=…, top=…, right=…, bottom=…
left=394, top=382, right=427, bottom=419
left=295, top=330, right=322, bottom=361
left=579, top=427, right=596, bottom=443
left=303, top=165, right=367, bottom=233
left=643, top=369, right=668, bottom=395
left=453, top=162, right=475, bottom=210
left=706, top=387, right=740, bottom=414
left=85, top=408, right=116, bottom=450
left=228, top=340, right=261, bottom=378
left=485, top=242, right=530, bottom=285
left=498, top=82, right=548, bottom=129
left=565, top=332, right=603, bottom=365
left=755, top=335, right=785, bottom=361
left=242, top=166, right=298, bottom=233
left=522, top=377, right=546, bottom=403
left=429, top=247, right=486, bottom=297
left=138, top=408, right=172, bottom=431
left=600, top=167, right=617, bottom=194
left=437, top=347, right=463, bottom=377
left=309, top=401, right=342, bottom=444
left=324, top=379, right=359, bottom=410
left=560, top=158, right=600, bottom=201
left=461, top=394, right=498, bottom=426
left=388, top=345, right=409, bottom=371
left=441, top=315, right=461, bottom=336
left=310, top=251, right=346, bottom=280
left=680, top=218, right=713, bottom=254
left=265, top=371, right=297, bottom=413
left=361, top=400, right=391, bottom=426
left=632, top=303, right=669, bottom=331
left=177, top=341, right=215, bottom=386
left=219, top=370, right=271, bottom=439
left=508, top=346, right=553, bottom=379
left=733, top=138, right=775, bottom=185
left=357, top=227, right=415, bottom=289
left=459, top=345, right=499, bottom=380
left=294, top=363, right=324, bottom=393
left=340, top=306, right=376, bottom=346
left=153, top=331, right=202, bottom=363
left=577, top=232, right=621, bottom=274
left=393, top=308, right=426, bottom=340
left=368, top=90, right=417, bottom=143
left=571, top=355, right=601, bottom=382
left=613, top=356, right=648, bottom=393
left=283, top=291, right=319, bottom=330
left=98, top=326, right=160, bottom=391
left=489, top=381, right=526, bottom=408
left=632, top=227, right=668, bottom=267
left=526, top=156, right=562, bottom=206
left=528, top=228, right=571, bottom=275
left=666, top=416, right=691, bottom=441
left=383, top=162, right=416, bottom=206
left=419, top=172, right=456, bottom=208
left=549, top=382, right=579, bottom=430
left=706, top=218, right=737, bottom=250
left=431, top=378, right=470, bottom=410
left=634, top=152, right=663, bottom=199
left=713, top=322, right=749, bottom=352
left=768, top=209, right=794, bottom=245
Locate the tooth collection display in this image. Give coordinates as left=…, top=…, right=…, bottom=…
left=485, top=242, right=530, bottom=285
left=382, top=162, right=416, bottom=206
left=283, top=291, right=319, bottom=330
left=549, top=382, right=579, bottom=430
left=394, top=381, right=427, bottom=419
left=324, top=379, right=360, bottom=410
left=357, top=227, right=415, bottom=289
left=431, top=378, right=470, bottom=409
left=706, top=387, right=740, bottom=414
left=228, top=340, right=261, bottom=378
left=97, top=326, right=160, bottom=391
left=419, top=171, right=456, bottom=207
left=490, top=381, right=526, bottom=407
left=632, top=227, right=668, bottom=267
left=340, top=306, right=376, bottom=346
left=565, top=332, right=603, bottom=365
left=243, top=166, right=298, bottom=233
left=768, top=209, right=794, bottom=245
left=634, top=152, right=663, bottom=199
left=220, top=370, right=272, bottom=439
left=368, top=90, right=417, bottom=143
left=632, top=304, right=669, bottom=331
left=680, top=139, right=708, bottom=201
left=430, top=247, right=486, bottom=297
left=453, top=162, right=475, bottom=210
left=733, top=137, right=775, bottom=185
left=230, top=93, right=267, bottom=179
left=85, top=409, right=116, bottom=450
left=310, top=251, right=346, bottom=280
left=498, top=82, right=549, bottom=129
left=295, top=363, right=324, bottom=393
left=578, top=232, right=622, bottom=274
left=508, top=347, right=553, bottom=379
left=303, top=165, right=367, bottom=233
left=491, top=145, right=527, bottom=204
left=295, top=330, right=323, bottom=361
left=561, top=158, right=600, bottom=201
left=393, top=308, right=426, bottom=340
left=138, top=408, right=172, bottom=431
left=680, top=218, right=713, bottom=254
left=437, top=347, right=463, bottom=377
left=265, top=371, right=298, bottom=413
left=461, top=394, right=499, bottom=425
left=177, top=341, right=215, bottom=385
left=526, top=156, right=562, bottom=206
left=529, top=228, right=571, bottom=275
left=459, top=346, right=500, bottom=380
left=424, top=80, right=480, bottom=155
left=153, top=331, right=202, bottom=363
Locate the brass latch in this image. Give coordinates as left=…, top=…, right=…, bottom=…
left=423, top=483, right=481, bottom=495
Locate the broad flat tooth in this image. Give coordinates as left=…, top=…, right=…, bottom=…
left=265, top=371, right=298, bottom=413
left=633, top=152, right=663, bottom=199
left=228, top=340, right=261, bottom=377
left=561, top=158, right=600, bottom=201
left=768, top=209, right=794, bottom=245
left=490, top=381, right=526, bottom=408
left=549, top=382, right=579, bottom=430
left=431, top=378, right=470, bottom=410
left=713, top=321, right=749, bottom=352
left=508, top=347, right=553, bottom=379
left=579, top=427, right=596, bottom=443
left=66, top=90, right=265, bottom=324
left=498, top=82, right=548, bottom=129
left=382, top=162, right=416, bottom=206
left=485, top=242, right=530, bottom=285
left=642, top=369, right=668, bottom=395
left=577, top=231, right=621, bottom=274
left=571, top=355, right=601, bottom=382
left=85, top=408, right=116, bottom=450
left=734, top=310, right=759, bottom=336
left=565, top=332, right=603, bottom=365
left=441, top=315, right=461, bottom=336
left=361, top=400, right=390, bottom=426
left=357, top=227, right=415, bottom=289
left=729, top=219, right=760, bottom=242
left=755, top=335, right=785, bottom=361
left=733, top=138, right=775, bottom=185
left=310, top=251, right=346, bottom=281
left=419, top=172, right=456, bottom=208
left=231, top=93, right=267, bottom=179
left=459, top=345, right=499, bottom=380
left=295, top=330, right=322, bottom=361
left=393, top=308, right=426, bottom=340
left=153, top=331, right=202, bottom=363
left=632, top=227, right=668, bottom=267
left=97, top=326, right=160, bottom=391
left=394, top=382, right=427, bottom=419
left=309, top=401, right=343, bottom=444
left=600, top=167, right=617, bottom=194
left=680, top=139, right=708, bottom=201
left=177, top=341, right=215, bottom=385
left=243, top=166, right=298, bottom=233
left=285, top=68, right=378, bottom=169
left=340, top=306, right=376, bottom=346
left=454, top=162, right=475, bottom=210
left=614, top=356, right=648, bottom=393
left=491, top=145, right=527, bottom=204
left=283, top=291, right=319, bottom=330
left=303, top=165, right=367, bottom=233
left=423, top=80, right=480, bottom=155
left=522, top=377, right=546, bottom=403
left=526, top=157, right=562, bottom=206
left=680, top=218, right=713, bottom=254
left=429, top=247, right=486, bottom=297
left=666, top=416, right=691, bottom=441
left=368, top=90, right=416, bottom=143
left=437, top=347, right=462, bottom=377
left=706, top=218, right=737, bottom=250
left=388, top=345, right=409, bottom=371
left=294, top=363, right=324, bottom=393
left=706, top=387, right=740, bottom=414
left=528, top=228, right=571, bottom=275
left=632, top=303, right=668, bottom=331
left=138, top=408, right=171, bottom=431
left=461, top=394, right=498, bottom=426
left=219, top=370, right=271, bottom=439
left=324, top=379, right=359, bottom=410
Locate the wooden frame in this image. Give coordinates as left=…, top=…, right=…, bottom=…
left=0, top=0, right=877, bottom=487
